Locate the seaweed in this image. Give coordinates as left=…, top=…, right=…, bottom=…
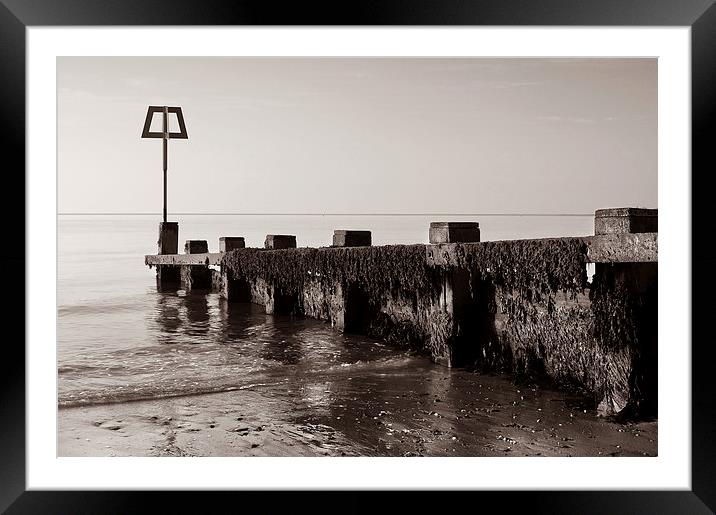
left=222, top=244, right=443, bottom=303
left=367, top=311, right=426, bottom=349
left=589, top=266, right=640, bottom=353
left=441, top=237, right=588, bottom=296
left=223, top=238, right=587, bottom=303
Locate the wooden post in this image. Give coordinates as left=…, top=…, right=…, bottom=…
left=181, top=240, right=212, bottom=291
left=156, top=221, right=180, bottom=290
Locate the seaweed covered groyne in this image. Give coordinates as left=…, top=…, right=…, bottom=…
left=144, top=209, right=658, bottom=418
left=220, top=235, right=657, bottom=417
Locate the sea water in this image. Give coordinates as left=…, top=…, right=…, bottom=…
left=58, top=214, right=594, bottom=408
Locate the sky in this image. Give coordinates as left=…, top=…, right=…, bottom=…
left=57, top=57, right=656, bottom=215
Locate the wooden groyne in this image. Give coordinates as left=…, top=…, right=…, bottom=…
left=145, top=208, right=657, bottom=417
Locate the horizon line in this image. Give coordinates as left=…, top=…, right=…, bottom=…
left=58, top=212, right=597, bottom=217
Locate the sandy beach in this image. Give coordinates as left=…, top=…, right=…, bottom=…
left=59, top=372, right=657, bottom=457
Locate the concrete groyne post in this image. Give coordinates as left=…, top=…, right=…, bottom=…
left=594, top=208, right=657, bottom=235
left=156, top=222, right=181, bottom=289
left=332, top=230, right=372, bottom=248
left=181, top=240, right=212, bottom=291
left=264, top=235, right=298, bottom=314
left=428, top=222, right=480, bottom=367
left=593, top=208, right=658, bottom=416
left=219, top=237, right=245, bottom=252
left=265, top=234, right=297, bottom=250
left=219, top=237, right=251, bottom=302
left=329, top=231, right=372, bottom=332
left=429, top=222, right=480, bottom=245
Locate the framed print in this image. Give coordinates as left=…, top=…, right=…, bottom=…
left=2, top=0, right=714, bottom=512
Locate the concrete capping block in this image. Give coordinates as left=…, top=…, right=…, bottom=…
left=219, top=237, right=246, bottom=252
left=332, top=230, right=372, bottom=247
left=265, top=234, right=297, bottom=250
left=429, top=222, right=480, bottom=244
left=594, top=208, right=657, bottom=235
left=184, top=240, right=209, bottom=254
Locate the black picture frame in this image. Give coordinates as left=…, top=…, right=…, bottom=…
left=1, top=1, right=713, bottom=513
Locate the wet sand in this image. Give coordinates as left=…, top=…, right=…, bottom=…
left=59, top=364, right=656, bottom=457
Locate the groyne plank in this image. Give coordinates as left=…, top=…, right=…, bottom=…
left=145, top=252, right=223, bottom=266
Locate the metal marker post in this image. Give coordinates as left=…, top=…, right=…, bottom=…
left=141, top=105, right=188, bottom=223
left=162, top=106, right=168, bottom=222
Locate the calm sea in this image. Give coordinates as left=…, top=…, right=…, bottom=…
left=57, top=214, right=593, bottom=408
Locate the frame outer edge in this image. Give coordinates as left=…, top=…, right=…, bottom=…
left=3, top=0, right=713, bottom=511
left=0, top=0, right=27, bottom=513
left=691, top=1, right=716, bottom=512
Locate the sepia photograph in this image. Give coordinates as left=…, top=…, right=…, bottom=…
left=57, top=56, right=658, bottom=458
